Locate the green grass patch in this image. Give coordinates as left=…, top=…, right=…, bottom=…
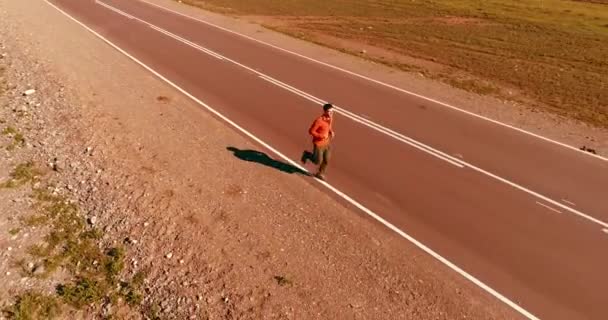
left=105, top=247, right=125, bottom=283
left=9, top=227, right=21, bottom=235
left=6, top=185, right=148, bottom=318
left=2, top=126, right=18, bottom=135
left=1, top=162, right=41, bottom=189
left=2, top=291, right=61, bottom=320
left=2, top=126, right=25, bottom=150
left=56, top=278, right=106, bottom=308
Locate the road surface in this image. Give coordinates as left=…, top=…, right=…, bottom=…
left=45, top=0, right=608, bottom=319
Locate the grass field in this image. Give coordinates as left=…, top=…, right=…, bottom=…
left=181, top=0, right=608, bottom=128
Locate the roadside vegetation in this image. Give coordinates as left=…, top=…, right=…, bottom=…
left=181, top=0, right=608, bottom=127
left=2, top=161, right=146, bottom=319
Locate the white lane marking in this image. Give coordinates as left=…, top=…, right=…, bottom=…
left=602, top=228, right=608, bottom=234
left=96, top=0, right=224, bottom=60
left=138, top=0, right=608, bottom=163
left=536, top=202, right=562, bottom=214
left=259, top=75, right=465, bottom=167
left=148, top=25, right=224, bottom=60
left=98, top=0, right=136, bottom=19
left=562, top=199, right=576, bottom=206
left=98, top=0, right=465, bottom=168
left=258, top=74, right=465, bottom=167
left=95, top=0, right=608, bottom=230
left=44, top=1, right=540, bottom=319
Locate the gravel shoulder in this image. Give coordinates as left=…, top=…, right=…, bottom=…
left=0, top=0, right=522, bottom=319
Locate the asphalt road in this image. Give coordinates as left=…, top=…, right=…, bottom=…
left=46, top=0, right=608, bottom=319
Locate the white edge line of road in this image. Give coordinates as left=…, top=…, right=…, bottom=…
left=98, top=0, right=467, bottom=169
left=95, top=0, right=608, bottom=231
left=138, top=0, right=608, bottom=163
left=43, top=1, right=540, bottom=319
left=97, top=0, right=225, bottom=60
left=257, top=75, right=466, bottom=167
left=257, top=74, right=466, bottom=167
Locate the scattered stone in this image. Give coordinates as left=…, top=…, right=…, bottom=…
left=102, top=302, right=112, bottom=316
left=27, top=262, right=34, bottom=270
left=33, top=264, right=45, bottom=275
left=161, top=300, right=171, bottom=313
left=51, top=157, right=62, bottom=172
left=124, top=237, right=138, bottom=245
left=87, top=216, right=97, bottom=226
left=23, top=89, right=36, bottom=96
left=580, top=146, right=597, bottom=154
left=179, top=259, right=185, bottom=264
left=144, top=222, right=150, bottom=227
left=165, top=252, right=173, bottom=259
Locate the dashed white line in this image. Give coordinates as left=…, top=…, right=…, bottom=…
left=536, top=202, right=563, bottom=214
left=104, top=1, right=468, bottom=169
left=138, top=0, right=608, bottom=163
left=258, top=75, right=465, bottom=167
left=149, top=25, right=224, bottom=60
left=96, top=0, right=608, bottom=230
left=45, top=1, right=540, bottom=319
left=562, top=199, right=576, bottom=206
left=96, top=0, right=225, bottom=60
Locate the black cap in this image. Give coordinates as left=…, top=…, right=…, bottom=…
left=323, top=103, right=334, bottom=111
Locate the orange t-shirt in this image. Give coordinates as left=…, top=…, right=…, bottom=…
left=309, top=115, right=332, bottom=146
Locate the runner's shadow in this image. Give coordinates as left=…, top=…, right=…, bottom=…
left=227, top=147, right=310, bottom=176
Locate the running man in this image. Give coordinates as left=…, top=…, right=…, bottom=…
left=301, top=103, right=335, bottom=180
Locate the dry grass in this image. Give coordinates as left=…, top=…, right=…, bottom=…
left=0, top=162, right=41, bottom=189
left=182, top=0, right=608, bottom=127
left=4, top=181, right=146, bottom=319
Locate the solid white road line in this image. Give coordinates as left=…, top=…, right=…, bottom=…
left=95, top=0, right=608, bottom=230
left=96, top=0, right=225, bottom=60
left=97, top=0, right=465, bottom=168
left=149, top=25, right=224, bottom=60
left=138, top=0, right=608, bottom=163
left=44, top=1, right=540, bottom=319
left=258, top=75, right=466, bottom=167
